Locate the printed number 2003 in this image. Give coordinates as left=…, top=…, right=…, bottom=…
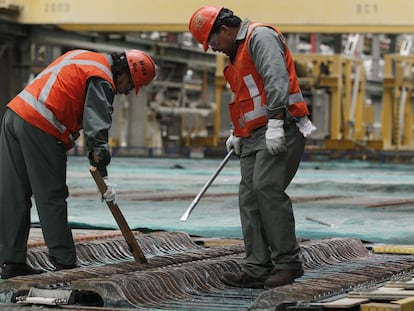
left=44, top=2, right=70, bottom=13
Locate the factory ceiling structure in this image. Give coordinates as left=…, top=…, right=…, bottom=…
left=2, top=0, right=414, bottom=157
left=3, top=0, right=414, bottom=33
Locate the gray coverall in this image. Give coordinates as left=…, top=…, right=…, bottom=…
left=0, top=72, right=115, bottom=267
left=233, top=20, right=305, bottom=279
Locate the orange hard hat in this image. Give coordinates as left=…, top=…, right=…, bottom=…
left=125, top=50, right=156, bottom=95
left=188, top=5, right=223, bottom=52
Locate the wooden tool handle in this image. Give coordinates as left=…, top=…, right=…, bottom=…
left=89, top=166, right=147, bottom=264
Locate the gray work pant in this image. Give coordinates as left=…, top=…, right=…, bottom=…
left=0, top=109, right=77, bottom=266
left=239, top=120, right=305, bottom=279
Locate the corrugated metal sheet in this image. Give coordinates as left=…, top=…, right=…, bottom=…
left=0, top=230, right=413, bottom=310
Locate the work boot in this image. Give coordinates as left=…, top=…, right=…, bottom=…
left=264, top=267, right=304, bottom=289
left=49, top=258, right=78, bottom=271
left=220, top=271, right=266, bottom=289
left=1, top=263, right=44, bottom=279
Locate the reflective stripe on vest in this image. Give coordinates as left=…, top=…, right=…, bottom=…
left=226, top=22, right=309, bottom=137
left=18, top=50, right=113, bottom=137
left=18, top=89, right=67, bottom=134
left=243, top=74, right=267, bottom=122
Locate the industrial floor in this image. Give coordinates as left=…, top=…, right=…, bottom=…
left=0, top=155, right=414, bottom=310
left=37, top=156, right=414, bottom=243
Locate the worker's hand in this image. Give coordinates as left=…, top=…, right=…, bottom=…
left=70, top=131, right=80, bottom=143
left=89, top=150, right=100, bottom=165
left=88, top=149, right=110, bottom=177
left=265, top=119, right=287, bottom=155
left=226, top=131, right=241, bottom=156
left=102, top=177, right=117, bottom=203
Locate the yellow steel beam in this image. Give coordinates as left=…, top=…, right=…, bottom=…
left=4, top=0, right=414, bottom=33
left=382, top=54, right=414, bottom=151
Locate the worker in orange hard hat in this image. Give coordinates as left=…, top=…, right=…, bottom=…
left=0, top=49, right=156, bottom=279
left=189, top=6, right=316, bottom=289
left=125, top=49, right=156, bottom=94
left=189, top=5, right=223, bottom=52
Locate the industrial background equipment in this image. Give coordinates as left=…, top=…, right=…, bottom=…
left=1, top=0, right=414, bottom=159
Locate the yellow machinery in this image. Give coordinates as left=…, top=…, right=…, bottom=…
left=287, top=53, right=414, bottom=152
left=293, top=54, right=374, bottom=150
left=382, top=54, right=414, bottom=151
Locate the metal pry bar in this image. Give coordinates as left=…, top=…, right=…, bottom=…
left=180, top=149, right=235, bottom=222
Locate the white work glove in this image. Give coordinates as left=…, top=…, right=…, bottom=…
left=226, top=131, right=241, bottom=156
left=103, top=177, right=117, bottom=203
left=265, top=119, right=287, bottom=155
left=295, top=115, right=317, bottom=137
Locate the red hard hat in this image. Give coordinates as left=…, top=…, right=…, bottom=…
left=125, top=50, right=156, bottom=95
left=188, top=5, right=222, bottom=52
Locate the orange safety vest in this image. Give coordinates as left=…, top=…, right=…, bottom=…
left=8, top=50, right=116, bottom=149
left=224, top=22, right=309, bottom=137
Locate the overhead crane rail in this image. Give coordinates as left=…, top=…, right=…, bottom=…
left=2, top=0, right=414, bottom=34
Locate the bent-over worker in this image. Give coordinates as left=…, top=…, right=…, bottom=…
left=0, top=49, right=156, bottom=279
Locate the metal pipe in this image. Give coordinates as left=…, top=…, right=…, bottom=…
left=180, top=149, right=235, bottom=222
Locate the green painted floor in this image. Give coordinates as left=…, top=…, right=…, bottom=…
left=30, top=155, right=414, bottom=244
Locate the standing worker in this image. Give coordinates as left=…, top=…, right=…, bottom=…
left=0, top=49, right=156, bottom=279
left=188, top=6, right=316, bottom=288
